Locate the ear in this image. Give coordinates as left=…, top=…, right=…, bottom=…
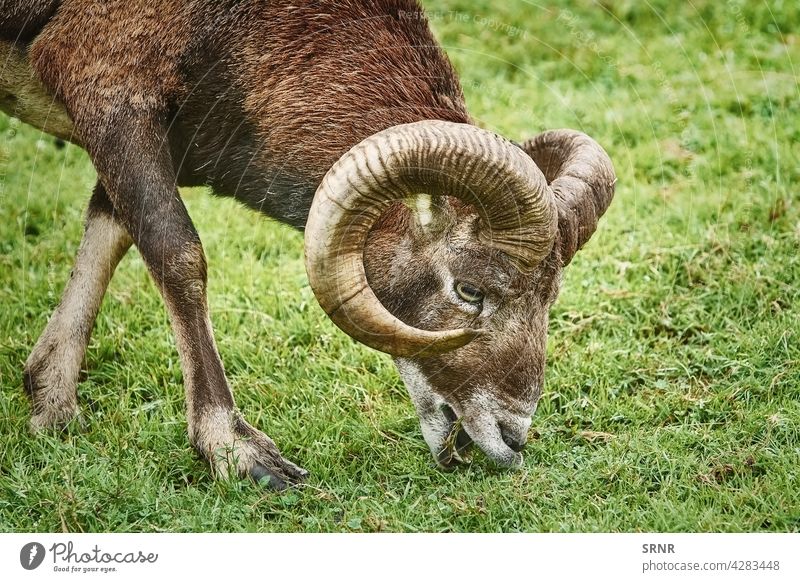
left=404, top=194, right=456, bottom=241
left=520, top=130, right=616, bottom=267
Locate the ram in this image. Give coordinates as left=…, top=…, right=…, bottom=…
left=1, top=0, right=616, bottom=488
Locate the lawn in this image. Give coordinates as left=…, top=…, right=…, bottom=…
left=1, top=0, right=798, bottom=532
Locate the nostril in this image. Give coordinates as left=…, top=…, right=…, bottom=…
left=502, top=431, right=527, bottom=452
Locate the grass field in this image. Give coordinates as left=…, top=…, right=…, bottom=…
left=1, top=0, right=799, bottom=532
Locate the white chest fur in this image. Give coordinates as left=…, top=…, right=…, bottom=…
left=1, top=41, right=75, bottom=141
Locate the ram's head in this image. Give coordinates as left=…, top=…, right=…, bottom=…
left=305, top=121, right=616, bottom=469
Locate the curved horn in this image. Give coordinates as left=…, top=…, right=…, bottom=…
left=520, top=130, right=616, bottom=265
left=304, top=120, right=557, bottom=357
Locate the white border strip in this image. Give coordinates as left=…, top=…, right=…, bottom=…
left=2, top=533, right=797, bottom=581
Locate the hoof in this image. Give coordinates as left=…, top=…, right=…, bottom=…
left=192, top=408, right=308, bottom=489
left=250, top=461, right=308, bottom=491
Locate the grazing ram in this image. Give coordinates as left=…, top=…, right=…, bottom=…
left=1, top=0, right=616, bottom=488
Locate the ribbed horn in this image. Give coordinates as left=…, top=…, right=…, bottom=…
left=304, top=120, right=557, bottom=357
left=521, top=129, right=616, bottom=265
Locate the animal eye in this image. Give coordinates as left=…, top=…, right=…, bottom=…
left=454, top=281, right=484, bottom=304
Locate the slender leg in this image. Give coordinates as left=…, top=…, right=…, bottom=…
left=85, top=115, right=305, bottom=488
left=25, top=184, right=132, bottom=430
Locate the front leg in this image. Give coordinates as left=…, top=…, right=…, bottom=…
left=86, top=115, right=306, bottom=489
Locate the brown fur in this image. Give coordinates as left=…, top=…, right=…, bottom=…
left=0, top=0, right=59, bottom=41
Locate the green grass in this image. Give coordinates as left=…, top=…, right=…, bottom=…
left=1, top=0, right=799, bottom=532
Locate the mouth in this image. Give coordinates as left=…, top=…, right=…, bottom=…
left=434, top=404, right=524, bottom=470
left=395, top=357, right=528, bottom=470
left=435, top=405, right=474, bottom=468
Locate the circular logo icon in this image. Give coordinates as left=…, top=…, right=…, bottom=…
left=20, top=542, right=46, bottom=570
